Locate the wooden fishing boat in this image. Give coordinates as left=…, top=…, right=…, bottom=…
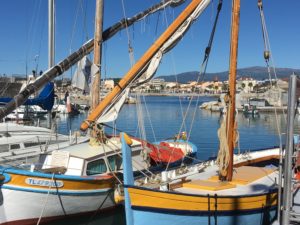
left=122, top=140, right=279, bottom=225
left=0, top=135, right=148, bottom=225
left=118, top=0, right=283, bottom=225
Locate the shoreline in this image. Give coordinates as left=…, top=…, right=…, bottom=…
left=132, top=92, right=221, bottom=97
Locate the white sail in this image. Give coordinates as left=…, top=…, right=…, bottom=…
left=71, top=56, right=92, bottom=93
left=133, top=0, right=210, bottom=86
left=97, top=88, right=129, bottom=124
left=95, top=0, right=210, bottom=124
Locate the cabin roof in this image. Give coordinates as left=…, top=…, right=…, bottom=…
left=64, top=137, right=142, bottom=160
left=0, top=123, right=53, bottom=134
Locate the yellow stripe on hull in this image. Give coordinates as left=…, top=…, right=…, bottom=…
left=8, top=173, right=114, bottom=190
left=128, top=187, right=277, bottom=212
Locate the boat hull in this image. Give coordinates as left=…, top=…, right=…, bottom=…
left=132, top=208, right=277, bottom=225
left=0, top=168, right=116, bottom=225
left=127, top=186, right=277, bottom=225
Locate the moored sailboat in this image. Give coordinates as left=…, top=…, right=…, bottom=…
left=120, top=0, right=282, bottom=225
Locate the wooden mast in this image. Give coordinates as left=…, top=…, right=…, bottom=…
left=80, top=0, right=208, bottom=131
left=91, top=0, right=104, bottom=111
left=90, top=0, right=104, bottom=138
left=226, top=0, right=240, bottom=181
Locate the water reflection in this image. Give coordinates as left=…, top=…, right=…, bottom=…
left=49, top=96, right=299, bottom=161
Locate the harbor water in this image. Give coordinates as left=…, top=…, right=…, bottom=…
left=44, top=95, right=298, bottom=224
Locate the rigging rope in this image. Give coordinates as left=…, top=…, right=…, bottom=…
left=160, top=1, right=188, bottom=135
left=257, top=0, right=284, bottom=149
left=25, top=0, right=43, bottom=75
left=119, top=0, right=149, bottom=145
left=36, top=173, right=55, bottom=225
left=178, top=0, right=223, bottom=141
left=121, top=0, right=135, bottom=67
left=216, top=106, right=239, bottom=178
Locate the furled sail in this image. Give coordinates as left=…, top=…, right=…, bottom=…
left=81, top=0, right=211, bottom=130
left=97, top=88, right=129, bottom=124
left=103, top=0, right=186, bottom=41
left=71, top=56, right=92, bottom=93
left=0, top=0, right=183, bottom=121
left=0, top=82, right=54, bottom=111
left=133, top=0, right=209, bottom=86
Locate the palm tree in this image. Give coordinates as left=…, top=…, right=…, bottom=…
left=241, top=83, right=246, bottom=90
left=214, top=85, right=219, bottom=94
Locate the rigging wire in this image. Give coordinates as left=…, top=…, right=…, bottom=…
left=69, top=0, right=91, bottom=79
left=119, top=0, right=159, bottom=145
left=120, top=0, right=144, bottom=141
left=179, top=0, right=223, bottom=142
left=258, top=0, right=284, bottom=148
left=69, top=0, right=81, bottom=75
left=36, top=12, right=47, bottom=74
left=142, top=94, right=157, bottom=142
left=120, top=0, right=135, bottom=67
left=80, top=0, right=90, bottom=42
left=160, top=1, right=188, bottom=135
left=25, top=0, right=43, bottom=75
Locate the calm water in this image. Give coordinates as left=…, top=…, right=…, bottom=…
left=54, top=96, right=298, bottom=160
left=44, top=95, right=299, bottom=225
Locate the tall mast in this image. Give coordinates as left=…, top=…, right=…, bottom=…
left=47, top=0, right=55, bottom=128
left=91, top=0, right=104, bottom=111
left=226, top=0, right=240, bottom=181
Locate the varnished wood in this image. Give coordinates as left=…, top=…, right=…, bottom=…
left=226, top=0, right=241, bottom=181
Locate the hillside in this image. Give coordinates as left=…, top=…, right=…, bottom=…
left=157, top=66, right=300, bottom=83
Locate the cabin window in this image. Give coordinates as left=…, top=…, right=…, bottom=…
left=24, top=142, right=46, bottom=148
left=86, top=159, right=107, bottom=175
left=10, top=144, right=20, bottom=150
left=107, top=155, right=122, bottom=171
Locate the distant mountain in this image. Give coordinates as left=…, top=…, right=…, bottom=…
left=157, top=66, right=300, bottom=83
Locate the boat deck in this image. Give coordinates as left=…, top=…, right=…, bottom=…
left=175, top=164, right=278, bottom=196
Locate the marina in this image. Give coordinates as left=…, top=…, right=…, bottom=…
left=5, top=95, right=297, bottom=225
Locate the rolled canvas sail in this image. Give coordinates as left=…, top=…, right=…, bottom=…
left=96, top=0, right=210, bottom=123
left=97, top=88, right=129, bottom=123
left=133, top=0, right=210, bottom=86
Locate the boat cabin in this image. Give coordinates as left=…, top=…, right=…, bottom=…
left=37, top=137, right=147, bottom=176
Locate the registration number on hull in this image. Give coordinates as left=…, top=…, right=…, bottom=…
left=25, top=178, right=64, bottom=188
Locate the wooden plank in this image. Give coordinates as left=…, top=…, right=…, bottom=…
left=209, top=166, right=276, bottom=185
left=183, top=180, right=236, bottom=191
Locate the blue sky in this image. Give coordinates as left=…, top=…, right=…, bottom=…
left=0, top=0, right=299, bottom=79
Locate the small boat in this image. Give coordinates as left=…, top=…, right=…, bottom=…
left=0, top=122, right=88, bottom=166
left=125, top=96, right=137, bottom=104
left=144, top=138, right=197, bottom=167
left=242, top=103, right=259, bottom=116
